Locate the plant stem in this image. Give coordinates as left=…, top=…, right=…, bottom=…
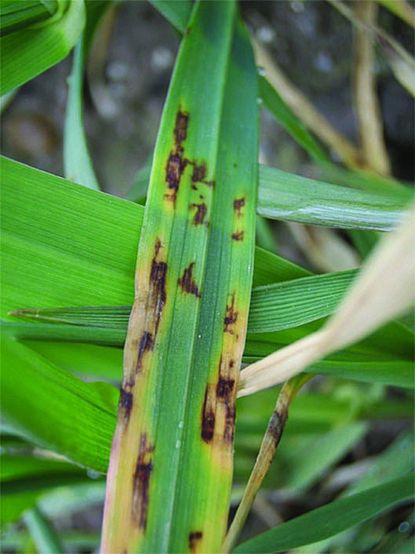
left=222, top=374, right=310, bottom=553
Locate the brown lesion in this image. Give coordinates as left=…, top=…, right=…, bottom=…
left=165, top=110, right=190, bottom=204
left=201, top=386, right=216, bottom=443
left=233, top=197, right=245, bottom=216
left=268, top=409, right=288, bottom=445
left=149, top=239, right=168, bottom=333
left=224, top=292, right=238, bottom=333
left=132, top=433, right=154, bottom=530
left=119, top=386, right=134, bottom=425
left=190, top=202, right=208, bottom=226
left=191, top=163, right=206, bottom=184
left=232, top=230, right=244, bottom=241
left=188, top=531, right=203, bottom=553
left=136, top=331, right=154, bottom=372
left=178, top=262, right=201, bottom=298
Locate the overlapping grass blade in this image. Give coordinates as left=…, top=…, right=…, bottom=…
left=234, top=474, right=414, bottom=553
left=0, top=0, right=85, bottom=95
left=102, top=2, right=258, bottom=552
left=9, top=269, right=357, bottom=333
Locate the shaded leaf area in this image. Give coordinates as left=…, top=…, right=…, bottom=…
left=234, top=474, right=414, bottom=553
left=0, top=0, right=85, bottom=95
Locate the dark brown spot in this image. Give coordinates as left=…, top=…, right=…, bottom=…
left=189, top=531, right=203, bottom=553
left=192, top=163, right=207, bottom=183
left=233, top=197, right=245, bottom=216
left=150, top=239, right=167, bottom=332
left=165, top=150, right=188, bottom=200
left=136, top=331, right=154, bottom=372
left=119, top=387, right=133, bottom=424
left=132, top=433, right=154, bottom=529
left=178, top=262, right=201, bottom=297
left=232, top=230, right=244, bottom=241
left=268, top=409, right=288, bottom=445
left=191, top=202, right=208, bottom=226
left=216, top=378, right=235, bottom=400
left=174, top=111, right=189, bottom=145
left=201, top=387, right=215, bottom=443
left=224, top=292, right=238, bottom=333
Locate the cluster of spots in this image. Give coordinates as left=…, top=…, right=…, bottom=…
left=232, top=197, right=246, bottom=241
left=178, top=262, right=201, bottom=298
left=132, top=433, right=154, bottom=530
left=188, top=531, right=203, bottom=553
left=164, top=108, right=214, bottom=210
left=224, top=292, right=238, bottom=334
left=201, top=356, right=237, bottom=445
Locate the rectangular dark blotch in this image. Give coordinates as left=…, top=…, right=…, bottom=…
left=201, top=388, right=215, bottom=443
left=174, top=110, right=189, bottom=145
left=150, top=240, right=168, bottom=331
left=224, top=292, right=238, bottom=333
left=190, top=202, right=207, bottom=226
left=165, top=150, right=188, bottom=195
left=232, top=230, right=244, bottom=241
left=216, top=378, right=235, bottom=400
left=233, top=197, right=245, bottom=216
left=191, top=162, right=207, bottom=183
left=119, top=386, right=133, bottom=424
left=189, top=531, right=203, bottom=553
left=136, top=331, right=154, bottom=372
left=132, top=433, right=154, bottom=530
left=178, top=262, right=201, bottom=298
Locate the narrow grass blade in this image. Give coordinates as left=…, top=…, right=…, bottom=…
left=63, top=1, right=109, bottom=190
left=102, top=3, right=258, bottom=552
left=0, top=0, right=85, bottom=95
left=258, top=76, right=327, bottom=163
left=9, top=269, right=358, bottom=333
left=148, top=0, right=191, bottom=33
left=258, top=165, right=407, bottom=231
left=222, top=376, right=308, bottom=553
left=23, top=506, right=64, bottom=554
left=234, top=474, right=414, bottom=553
